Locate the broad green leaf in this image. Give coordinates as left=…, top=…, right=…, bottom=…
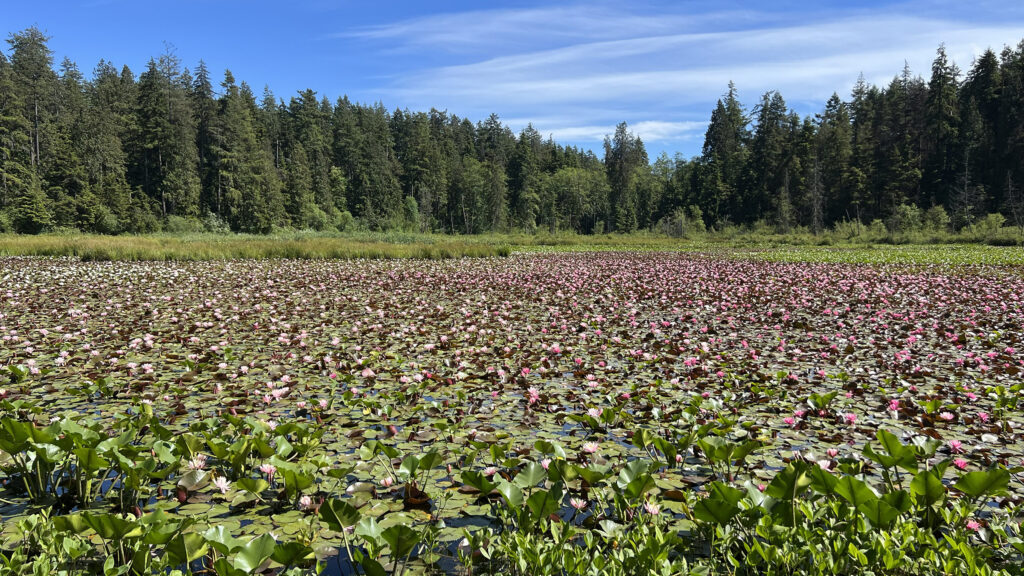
left=177, top=469, right=209, bottom=491
left=398, top=454, right=419, bottom=480
left=834, top=475, right=878, bottom=509
left=765, top=462, right=812, bottom=501
left=319, top=499, right=361, bottom=531
left=73, top=447, right=109, bottom=472
left=165, top=533, right=209, bottom=566
left=954, top=469, right=1011, bottom=499
left=616, top=459, right=651, bottom=487
left=203, top=525, right=246, bottom=555
left=808, top=466, right=838, bottom=494
left=496, top=480, right=524, bottom=508
left=693, top=484, right=743, bottom=525
left=882, top=489, right=913, bottom=514
left=271, top=541, right=316, bottom=566
left=858, top=498, right=899, bottom=528
left=910, top=470, right=946, bottom=506
left=382, top=525, right=421, bottom=559
left=356, top=517, right=383, bottom=544
left=235, top=478, right=269, bottom=496
left=360, top=558, right=387, bottom=576
left=534, top=440, right=567, bottom=459
left=460, top=470, right=496, bottom=495
left=232, top=533, right=276, bottom=573
left=418, top=449, right=441, bottom=471
left=514, top=462, right=547, bottom=488
left=526, top=486, right=562, bottom=521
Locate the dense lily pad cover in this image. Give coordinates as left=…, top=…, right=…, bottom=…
left=1, top=252, right=1023, bottom=575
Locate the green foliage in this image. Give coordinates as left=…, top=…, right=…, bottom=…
left=2, top=28, right=1024, bottom=236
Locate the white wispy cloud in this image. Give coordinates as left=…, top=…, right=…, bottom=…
left=344, top=5, right=763, bottom=53
left=341, top=2, right=1024, bottom=152
left=506, top=120, right=706, bottom=144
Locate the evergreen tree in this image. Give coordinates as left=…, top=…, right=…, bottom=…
left=0, top=50, right=32, bottom=215
left=82, top=60, right=133, bottom=231
left=6, top=27, right=56, bottom=171
left=483, top=160, right=508, bottom=231
left=3, top=25, right=1024, bottom=236
left=284, top=140, right=317, bottom=228
left=215, top=70, right=284, bottom=232
left=924, top=45, right=961, bottom=208
left=288, top=90, right=334, bottom=216
left=508, top=125, right=541, bottom=229
left=815, top=93, right=853, bottom=223
left=133, top=50, right=200, bottom=218
left=745, top=91, right=790, bottom=225
left=961, top=49, right=1002, bottom=211
left=604, top=122, right=647, bottom=232
left=699, top=82, right=748, bottom=224
left=191, top=60, right=220, bottom=216
left=12, top=173, right=51, bottom=233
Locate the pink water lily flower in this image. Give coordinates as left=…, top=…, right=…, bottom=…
left=259, top=463, right=277, bottom=480
left=527, top=387, right=540, bottom=405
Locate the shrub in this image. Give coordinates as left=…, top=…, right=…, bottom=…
left=923, top=205, right=951, bottom=232
left=887, top=204, right=922, bottom=234
left=163, top=215, right=205, bottom=234
left=976, top=213, right=1007, bottom=234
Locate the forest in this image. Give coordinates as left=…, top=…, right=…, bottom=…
left=1, top=26, right=1023, bottom=236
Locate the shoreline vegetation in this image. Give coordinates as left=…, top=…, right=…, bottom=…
left=1, top=228, right=1024, bottom=264
left=3, top=27, right=1024, bottom=249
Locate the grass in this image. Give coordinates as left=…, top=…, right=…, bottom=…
left=0, top=233, right=511, bottom=261
left=2, top=229, right=1024, bottom=266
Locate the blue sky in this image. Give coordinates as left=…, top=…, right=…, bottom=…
left=5, top=1, right=1024, bottom=158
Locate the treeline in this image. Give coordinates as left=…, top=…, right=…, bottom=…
left=1, top=27, right=1023, bottom=235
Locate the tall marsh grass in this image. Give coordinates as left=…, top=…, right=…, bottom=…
left=0, top=233, right=511, bottom=261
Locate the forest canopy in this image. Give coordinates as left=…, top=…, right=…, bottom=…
left=1, top=27, right=1023, bottom=235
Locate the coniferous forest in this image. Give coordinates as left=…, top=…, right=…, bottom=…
left=2, top=27, right=1024, bottom=236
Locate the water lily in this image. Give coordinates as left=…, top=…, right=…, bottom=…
left=213, top=476, right=230, bottom=494
left=187, top=454, right=208, bottom=470
left=527, top=387, right=540, bottom=405
left=259, top=463, right=277, bottom=480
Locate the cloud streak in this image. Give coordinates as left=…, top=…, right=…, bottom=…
left=343, top=2, right=1024, bottom=154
